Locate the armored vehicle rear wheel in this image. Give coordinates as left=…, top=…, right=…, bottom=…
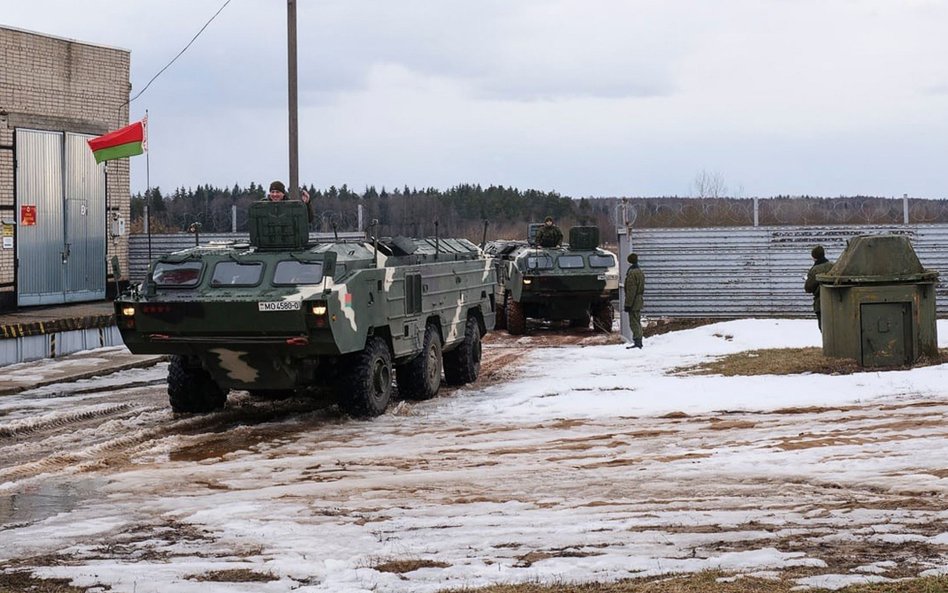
left=592, top=300, right=614, bottom=333
left=495, top=302, right=507, bottom=330
left=398, top=324, right=443, bottom=400
left=341, top=336, right=393, bottom=417
left=506, top=299, right=526, bottom=335
left=168, top=355, right=228, bottom=413
left=444, top=316, right=482, bottom=385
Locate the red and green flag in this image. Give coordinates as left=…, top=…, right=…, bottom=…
left=87, top=118, right=147, bottom=164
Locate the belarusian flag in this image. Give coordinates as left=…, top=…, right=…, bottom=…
left=87, top=118, right=147, bottom=164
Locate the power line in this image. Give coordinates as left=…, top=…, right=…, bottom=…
left=123, top=0, right=233, bottom=110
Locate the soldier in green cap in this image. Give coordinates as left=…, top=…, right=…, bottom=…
left=804, top=245, right=834, bottom=331
left=624, top=252, right=645, bottom=349
left=267, top=180, right=314, bottom=223
left=534, top=216, right=563, bottom=247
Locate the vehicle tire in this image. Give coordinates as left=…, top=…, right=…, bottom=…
left=168, top=355, right=228, bottom=413
left=592, top=301, right=615, bottom=333
left=506, top=299, right=526, bottom=335
left=397, top=324, right=443, bottom=400
left=340, top=336, right=393, bottom=417
left=494, top=300, right=507, bottom=330
left=569, top=314, right=591, bottom=328
left=444, top=316, right=482, bottom=385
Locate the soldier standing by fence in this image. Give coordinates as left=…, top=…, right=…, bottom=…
left=805, top=245, right=834, bottom=331
left=624, top=253, right=645, bottom=349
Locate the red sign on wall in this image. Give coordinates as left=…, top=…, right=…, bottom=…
left=20, top=205, right=37, bottom=226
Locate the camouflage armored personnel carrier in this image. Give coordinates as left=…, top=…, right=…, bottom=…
left=485, top=225, right=619, bottom=335
left=115, top=201, right=496, bottom=417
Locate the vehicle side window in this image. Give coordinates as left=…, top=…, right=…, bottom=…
left=589, top=254, right=616, bottom=268
left=525, top=255, right=553, bottom=270
left=152, top=261, right=203, bottom=287
left=211, top=261, right=263, bottom=286
left=274, top=261, right=324, bottom=285
left=557, top=255, right=585, bottom=269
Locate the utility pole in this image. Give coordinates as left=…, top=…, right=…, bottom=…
left=287, top=0, right=300, bottom=201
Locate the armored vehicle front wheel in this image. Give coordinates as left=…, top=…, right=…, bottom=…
left=341, top=336, right=393, bottom=417
left=444, top=316, right=482, bottom=385
left=592, top=300, right=615, bottom=333
left=398, top=324, right=443, bottom=400
left=506, top=299, right=526, bottom=335
left=168, top=355, right=228, bottom=413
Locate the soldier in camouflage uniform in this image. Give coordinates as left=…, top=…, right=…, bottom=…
left=624, top=253, right=645, bottom=349
left=534, top=216, right=563, bottom=247
left=804, top=245, right=834, bottom=331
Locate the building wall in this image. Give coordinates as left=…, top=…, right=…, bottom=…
left=0, top=26, right=131, bottom=310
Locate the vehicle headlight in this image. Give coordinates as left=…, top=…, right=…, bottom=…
left=121, top=306, right=136, bottom=317
left=311, top=304, right=328, bottom=316
left=523, top=278, right=532, bottom=285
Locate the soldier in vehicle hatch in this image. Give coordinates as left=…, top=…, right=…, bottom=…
left=624, top=253, right=645, bottom=349
left=534, top=216, right=563, bottom=247
left=267, top=180, right=314, bottom=223
left=804, top=245, right=834, bottom=331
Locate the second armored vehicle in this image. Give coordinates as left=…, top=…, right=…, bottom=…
left=485, top=225, right=619, bottom=335
left=115, top=201, right=496, bottom=417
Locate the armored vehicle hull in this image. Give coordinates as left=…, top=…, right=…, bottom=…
left=116, top=202, right=496, bottom=417
left=486, top=226, right=619, bottom=335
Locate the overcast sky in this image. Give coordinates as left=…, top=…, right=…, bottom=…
left=6, top=0, right=948, bottom=198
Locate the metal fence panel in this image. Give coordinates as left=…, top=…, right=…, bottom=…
left=618, top=224, right=948, bottom=319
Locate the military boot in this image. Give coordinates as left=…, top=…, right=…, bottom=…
left=625, top=338, right=643, bottom=350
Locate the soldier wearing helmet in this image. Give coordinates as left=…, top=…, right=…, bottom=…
left=624, top=252, right=645, bottom=349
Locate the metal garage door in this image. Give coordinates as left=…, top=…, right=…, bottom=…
left=15, top=129, right=106, bottom=306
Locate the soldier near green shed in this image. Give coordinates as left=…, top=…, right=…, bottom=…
left=804, top=245, right=834, bottom=331
left=534, top=216, right=563, bottom=247
left=624, top=253, right=645, bottom=349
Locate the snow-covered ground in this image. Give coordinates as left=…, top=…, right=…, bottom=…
left=1, top=319, right=947, bottom=592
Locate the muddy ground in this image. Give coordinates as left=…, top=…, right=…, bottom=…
left=0, top=323, right=946, bottom=592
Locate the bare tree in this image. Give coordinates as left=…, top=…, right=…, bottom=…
left=692, top=170, right=728, bottom=199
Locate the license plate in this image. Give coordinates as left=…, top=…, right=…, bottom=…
left=258, top=300, right=301, bottom=312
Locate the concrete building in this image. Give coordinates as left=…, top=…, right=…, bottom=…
left=0, top=25, right=131, bottom=311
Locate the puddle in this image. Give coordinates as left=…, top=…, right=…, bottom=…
left=0, top=478, right=103, bottom=527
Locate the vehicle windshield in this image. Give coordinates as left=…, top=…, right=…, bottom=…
left=273, top=260, right=324, bottom=285
left=589, top=254, right=616, bottom=268
left=152, top=261, right=203, bottom=287
left=525, top=254, right=553, bottom=270
left=557, top=255, right=585, bottom=269
left=211, top=261, right=263, bottom=286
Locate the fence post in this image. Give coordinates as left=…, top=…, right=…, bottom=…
left=232, top=204, right=237, bottom=232
left=753, top=197, right=759, bottom=227
left=358, top=203, right=364, bottom=232
left=903, top=193, right=909, bottom=225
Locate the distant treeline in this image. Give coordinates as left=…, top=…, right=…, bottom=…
left=130, top=185, right=948, bottom=242
left=130, top=183, right=613, bottom=241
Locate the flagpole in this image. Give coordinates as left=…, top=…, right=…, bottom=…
left=146, top=109, right=152, bottom=261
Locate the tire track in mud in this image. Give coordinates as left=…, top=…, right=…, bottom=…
left=0, top=331, right=608, bottom=488
left=0, top=403, right=141, bottom=439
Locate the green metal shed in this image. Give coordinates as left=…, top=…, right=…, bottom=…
left=818, top=235, right=938, bottom=367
